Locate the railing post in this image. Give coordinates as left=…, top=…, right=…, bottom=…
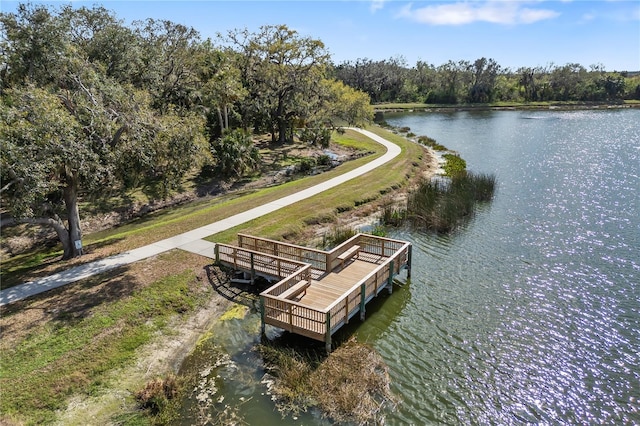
left=407, top=245, right=412, bottom=279
left=344, top=298, right=349, bottom=324
left=250, top=252, right=255, bottom=284
left=360, top=283, right=366, bottom=321
left=233, top=247, right=237, bottom=269
left=288, top=305, right=293, bottom=332
left=214, top=244, right=219, bottom=263
left=387, top=260, right=394, bottom=294
left=325, top=312, right=332, bottom=354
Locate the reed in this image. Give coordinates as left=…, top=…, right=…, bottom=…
left=321, top=225, right=358, bottom=249
left=407, top=172, right=496, bottom=232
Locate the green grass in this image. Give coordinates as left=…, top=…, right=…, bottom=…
left=0, top=261, right=207, bottom=425
left=206, top=126, right=423, bottom=244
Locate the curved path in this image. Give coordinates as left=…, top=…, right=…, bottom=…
left=0, top=128, right=401, bottom=306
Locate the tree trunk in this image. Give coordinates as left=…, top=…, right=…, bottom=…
left=223, top=105, right=229, bottom=130
left=63, top=171, right=83, bottom=259
left=216, top=107, right=224, bottom=131
left=277, top=117, right=287, bottom=144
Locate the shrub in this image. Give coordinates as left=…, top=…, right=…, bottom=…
left=442, top=153, right=467, bottom=176
left=299, top=127, right=331, bottom=147
left=316, top=154, right=332, bottom=166
left=135, top=374, right=180, bottom=415
left=297, top=157, right=316, bottom=173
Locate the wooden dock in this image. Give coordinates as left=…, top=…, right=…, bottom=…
left=215, top=233, right=412, bottom=352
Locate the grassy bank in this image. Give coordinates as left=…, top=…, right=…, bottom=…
left=205, top=126, right=425, bottom=244
left=0, top=250, right=218, bottom=425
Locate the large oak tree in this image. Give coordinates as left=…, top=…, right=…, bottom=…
left=1, top=5, right=209, bottom=259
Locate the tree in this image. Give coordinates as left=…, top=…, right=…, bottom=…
left=467, top=57, right=500, bottom=103
left=1, top=4, right=210, bottom=259
left=210, top=129, right=260, bottom=178
left=199, top=44, right=247, bottom=135
left=321, top=79, right=373, bottom=127
left=225, top=25, right=330, bottom=143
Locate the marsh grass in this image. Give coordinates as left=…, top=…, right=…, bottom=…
left=258, top=338, right=397, bottom=425
left=406, top=172, right=496, bottom=232
left=321, top=225, right=358, bottom=249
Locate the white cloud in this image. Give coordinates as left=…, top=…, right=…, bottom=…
left=396, top=1, right=561, bottom=25
left=370, top=0, right=386, bottom=13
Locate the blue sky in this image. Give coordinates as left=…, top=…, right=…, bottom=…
left=2, top=1, right=639, bottom=71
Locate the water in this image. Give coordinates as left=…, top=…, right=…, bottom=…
left=179, top=109, right=640, bottom=425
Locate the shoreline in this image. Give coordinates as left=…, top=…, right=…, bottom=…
left=374, top=101, right=640, bottom=115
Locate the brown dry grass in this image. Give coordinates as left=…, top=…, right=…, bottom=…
left=259, top=338, right=398, bottom=425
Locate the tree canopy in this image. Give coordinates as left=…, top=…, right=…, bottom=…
left=0, top=4, right=373, bottom=259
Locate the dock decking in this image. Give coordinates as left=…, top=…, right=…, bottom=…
left=215, top=233, right=412, bottom=352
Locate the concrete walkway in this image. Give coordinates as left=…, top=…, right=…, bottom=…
left=0, top=128, right=401, bottom=306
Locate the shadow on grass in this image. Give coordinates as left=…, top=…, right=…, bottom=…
left=0, top=264, right=136, bottom=337
left=0, top=237, right=126, bottom=290
left=204, top=265, right=269, bottom=310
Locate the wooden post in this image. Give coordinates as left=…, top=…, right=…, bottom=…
left=407, top=245, right=412, bottom=279
left=233, top=247, right=237, bottom=269
left=325, top=312, right=332, bottom=354
left=288, top=305, right=293, bottom=332
left=214, top=244, right=219, bottom=263
left=250, top=252, right=255, bottom=284
left=387, top=260, right=394, bottom=294
left=360, top=283, right=366, bottom=321
left=260, top=297, right=265, bottom=335
left=344, top=298, right=349, bottom=324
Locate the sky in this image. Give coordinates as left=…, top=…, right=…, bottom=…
left=2, top=0, right=639, bottom=71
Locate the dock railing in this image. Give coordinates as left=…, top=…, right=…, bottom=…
left=238, top=233, right=328, bottom=277
left=256, top=234, right=411, bottom=351
left=324, top=240, right=410, bottom=334
left=215, top=243, right=308, bottom=280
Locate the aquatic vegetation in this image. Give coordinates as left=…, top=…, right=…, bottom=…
left=407, top=172, right=496, bottom=232
left=258, top=338, right=397, bottom=424
left=442, top=153, right=467, bottom=176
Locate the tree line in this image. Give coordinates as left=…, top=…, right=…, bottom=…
left=332, top=56, right=640, bottom=104
left=0, top=4, right=372, bottom=258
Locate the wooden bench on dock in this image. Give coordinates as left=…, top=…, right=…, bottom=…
left=278, top=280, right=310, bottom=300
left=337, top=245, right=360, bottom=270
